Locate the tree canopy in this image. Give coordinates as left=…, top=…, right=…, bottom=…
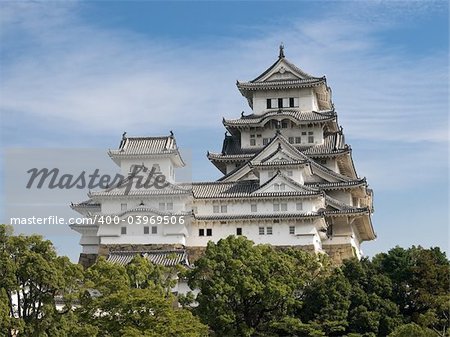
left=1, top=226, right=448, bottom=337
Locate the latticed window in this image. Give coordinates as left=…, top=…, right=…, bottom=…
left=259, top=227, right=265, bottom=235
left=266, top=227, right=273, bottom=235
left=289, top=226, right=295, bottom=235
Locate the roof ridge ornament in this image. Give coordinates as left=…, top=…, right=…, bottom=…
left=279, top=42, right=285, bottom=59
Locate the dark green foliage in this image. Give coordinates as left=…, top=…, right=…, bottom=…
left=187, top=236, right=330, bottom=337
left=187, top=236, right=449, bottom=337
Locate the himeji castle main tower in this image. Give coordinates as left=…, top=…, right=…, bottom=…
left=190, top=46, right=375, bottom=263
left=71, top=46, right=375, bottom=267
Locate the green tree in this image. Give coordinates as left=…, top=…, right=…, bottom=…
left=78, top=255, right=208, bottom=337
left=300, top=269, right=352, bottom=336
left=388, top=323, right=436, bottom=337
left=0, top=224, right=87, bottom=337
left=341, top=258, right=403, bottom=336
left=187, top=235, right=329, bottom=337
left=373, top=246, right=450, bottom=336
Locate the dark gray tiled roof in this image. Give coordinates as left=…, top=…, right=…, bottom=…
left=194, top=212, right=321, bottom=221
left=223, top=109, right=336, bottom=126
left=192, top=180, right=321, bottom=199
left=323, top=207, right=370, bottom=216
left=237, top=78, right=325, bottom=91
left=305, top=178, right=366, bottom=190
left=249, top=56, right=320, bottom=83
left=109, top=136, right=178, bottom=156
left=107, top=250, right=188, bottom=266
left=70, top=199, right=100, bottom=208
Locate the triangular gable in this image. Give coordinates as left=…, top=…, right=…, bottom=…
left=253, top=171, right=319, bottom=195
left=219, top=134, right=304, bottom=182
left=251, top=57, right=317, bottom=83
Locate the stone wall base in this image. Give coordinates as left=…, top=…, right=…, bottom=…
left=186, top=246, right=207, bottom=264
left=322, top=244, right=356, bottom=265
left=79, top=243, right=356, bottom=268
left=98, top=244, right=185, bottom=257
left=78, top=253, right=98, bottom=269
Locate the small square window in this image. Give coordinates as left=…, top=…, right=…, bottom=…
left=266, top=227, right=273, bottom=235
left=144, top=226, right=149, bottom=234
left=295, top=137, right=301, bottom=144
left=274, top=184, right=279, bottom=191
left=279, top=183, right=286, bottom=191
left=159, top=202, right=165, bottom=210
left=199, top=229, right=204, bottom=236
left=250, top=139, right=256, bottom=146
left=296, top=202, right=303, bottom=211
left=287, top=171, right=293, bottom=177
left=121, top=203, right=127, bottom=211
left=221, top=205, right=227, bottom=213
left=289, top=226, right=295, bottom=235
left=206, top=228, right=212, bottom=236
left=273, top=203, right=280, bottom=212
left=121, top=227, right=127, bottom=235
left=263, top=138, right=269, bottom=145
left=281, top=203, right=288, bottom=212
left=250, top=134, right=256, bottom=138
left=152, top=226, right=157, bottom=234
left=213, top=205, right=220, bottom=213
left=259, top=227, right=265, bottom=235
left=308, top=136, right=314, bottom=143
left=166, top=202, right=173, bottom=211
left=256, top=134, right=262, bottom=138
left=288, top=137, right=294, bottom=144
left=236, top=228, right=242, bottom=236
left=301, top=131, right=307, bottom=135
left=251, top=204, right=257, bottom=212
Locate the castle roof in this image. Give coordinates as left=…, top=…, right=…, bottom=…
left=236, top=47, right=331, bottom=110
left=108, top=133, right=185, bottom=166
left=192, top=178, right=321, bottom=200
left=223, top=109, right=336, bottom=128
left=106, top=250, right=188, bottom=266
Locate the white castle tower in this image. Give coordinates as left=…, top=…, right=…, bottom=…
left=188, top=45, right=375, bottom=263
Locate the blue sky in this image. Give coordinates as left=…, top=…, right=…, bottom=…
left=0, top=1, right=448, bottom=261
